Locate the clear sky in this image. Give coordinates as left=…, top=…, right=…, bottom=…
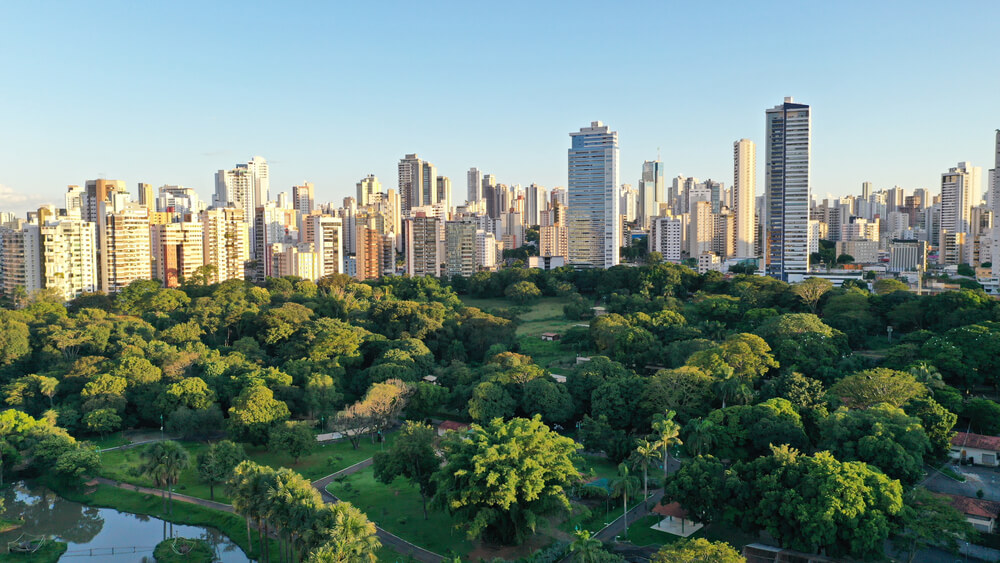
left=1, top=1, right=998, bottom=215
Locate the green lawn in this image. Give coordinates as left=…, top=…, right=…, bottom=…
left=559, top=500, right=625, bottom=535
left=623, top=514, right=692, bottom=548
left=461, top=295, right=580, bottom=367
left=98, top=433, right=396, bottom=504
left=576, top=454, right=621, bottom=481
left=0, top=540, right=67, bottom=563
left=327, top=467, right=474, bottom=557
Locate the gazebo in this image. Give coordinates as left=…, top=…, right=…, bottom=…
left=650, top=502, right=702, bottom=537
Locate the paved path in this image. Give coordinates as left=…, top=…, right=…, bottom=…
left=311, top=459, right=445, bottom=563
left=594, top=490, right=665, bottom=543
left=94, top=456, right=444, bottom=563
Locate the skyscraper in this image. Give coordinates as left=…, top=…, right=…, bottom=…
left=567, top=121, right=619, bottom=269
left=989, top=130, right=1000, bottom=218
left=436, top=176, right=452, bottom=215
left=202, top=207, right=250, bottom=283
left=356, top=175, right=380, bottom=207
left=293, top=182, right=315, bottom=217
left=398, top=154, right=437, bottom=213
left=467, top=168, right=483, bottom=203
left=638, top=160, right=664, bottom=228
left=764, top=97, right=811, bottom=280
left=733, top=139, right=756, bottom=257
left=98, top=203, right=152, bottom=294
left=940, top=162, right=978, bottom=264
left=525, top=184, right=547, bottom=227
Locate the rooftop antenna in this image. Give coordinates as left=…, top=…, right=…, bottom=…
left=657, top=147, right=661, bottom=161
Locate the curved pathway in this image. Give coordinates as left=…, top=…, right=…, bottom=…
left=93, top=456, right=445, bottom=563
left=311, top=459, right=445, bottom=563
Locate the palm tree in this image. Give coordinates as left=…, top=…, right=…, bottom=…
left=227, top=461, right=257, bottom=552
left=609, top=463, right=640, bottom=538
left=632, top=439, right=659, bottom=506
left=305, top=503, right=381, bottom=563
left=140, top=440, right=190, bottom=514
left=716, top=376, right=754, bottom=409
left=569, top=529, right=604, bottom=562
left=908, top=362, right=945, bottom=389
left=651, top=411, right=682, bottom=483
left=685, top=418, right=716, bottom=457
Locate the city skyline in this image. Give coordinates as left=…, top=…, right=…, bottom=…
left=2, top=1, right=999, bottom=214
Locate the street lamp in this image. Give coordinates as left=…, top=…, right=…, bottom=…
left=160, top=414, right=164, bottom=441
left=887, top=325, right=893, bottom=344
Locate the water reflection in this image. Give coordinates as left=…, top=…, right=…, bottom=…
left=0, top=482, right=251, bottom=562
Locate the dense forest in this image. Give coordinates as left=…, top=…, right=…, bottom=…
left=2, top=261, right=999, bottom=561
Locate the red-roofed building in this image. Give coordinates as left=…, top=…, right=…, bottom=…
left=437, top=420, right=471, bottom=436
left=943, top=493, right=1000, bottom=533
left=950, top=432, right=1000, bottom=466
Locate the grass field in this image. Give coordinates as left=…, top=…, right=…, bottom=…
left=0, top=540, right=67, bottom=563
left=623, top=514, right=691, bottom=547
left=328, top=468, right=474, bottom=556
left=576, top=453, right=621, bottom=481
left=327, top=467, right=474, bottom=557
left=98, top=433, right=396, bottom=504
left=460, top=296, right=581, bottom=368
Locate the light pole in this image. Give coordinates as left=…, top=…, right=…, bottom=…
left=887, top=325, right=893, bottom=344
left=160, top=414, right=164, bottom=441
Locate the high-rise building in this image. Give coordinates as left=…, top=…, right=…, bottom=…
left=467, top=168, right=483, bottom=203
left=98, top=203, right=152, bottom=294
left=294, top=182, right=315, bottom=217
left=304, top=215, right=344, bottom=278
left=436, top=176, right=452, bottom=216
left=405, top=213, right=442, bottom=277
left=525, top=184, right=547, bottom=227
left=248, top=156, right=270, bottom=206
left=939, top=162, right=979, bottom=263
left=990, top=131, right=1000, bottom=217
left=137, top=183, right=154, bottom=210
left=157, top=185, right=204, bottom=217
left=568, top=121, right=619, bottom=268
left=638, top=160, right=664, bottom=228
left=733, top=139, right=756, bottom=257
left=40, top=218, right=97, bottom=299
left=445, top=220, right=478, bottom=278
left=151, top=221, right=204, bottom=288
left=398, top=154, right=437, bottom=212
left=764, top=97, right=812, bottom=280
left=83, top=179, right=127, bottom=223
left=357, top=175, right=380, bottom=208
left=355, top=222, right=383, bottom=281
left=202, top=207, right=250, bottom=283
left=0, top=223, right=43, bottom=297
left=214, top=156, right=269, bottom=253
left=649, top=216, right=682, bottom=263
left=688, top=200, right=713, bottom=257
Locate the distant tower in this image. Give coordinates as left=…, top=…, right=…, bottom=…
left=567, top=121, right=619, bottom=269
left=638, top=160, right=664, bottom=228
left=764, top=97, right=811, bottom=280
left=733, top=139, right=756, bottom=257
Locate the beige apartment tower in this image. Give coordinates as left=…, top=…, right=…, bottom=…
left=733, top=139, right=756, bottom=257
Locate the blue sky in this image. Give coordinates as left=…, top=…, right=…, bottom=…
left=1, top=1, right=998, bottom=214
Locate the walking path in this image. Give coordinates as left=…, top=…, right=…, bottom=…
left=93, top=456, right=445, bottom=563
left=311, top=460, right=445, bottom=563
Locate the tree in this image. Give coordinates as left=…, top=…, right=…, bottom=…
left=892, top=487, right=971, bottom=563
left=792, top=277, right=833, bottom=313
left=904, top=397, right=957, bottom=461
left=663, top=455, right=727, bottom=524
left=197, top=440, right=246, bottom=500
left=829, top=368, right=926, bottom=408
left=228, top=385, right=291, bottom=445
left=684, top=418, right=716, bottom=457
left=83, top=408, right=120, bottom=439
left=373, top=421, right=438, bottom=519
left=609, top=462, right=640, bottom=537
left=651, top=538, right=745, bottom=563
left=730, top=445, right=903, bottom=559
left=874, top=278, right=909, bottom=295
left=504, top=281, right=542, bottom=305
left=521, top=378, right=574, bottom=424
left=569, top=529, right=606, bottom=563
left=52, top=448, right=100, bottom=484
left=651, top=411, right=682, bottom=483
left=0, top=315, right=30, bottom=367
left=432, top=415, right=580, bottom=544
left=305, top=502, right=381, bottom=563
left=141, top=440, right=191, bottom=514
left=468, top=381, right=516, bottom=423
left=819, top=404, right=930, bottom=485
left=963, top=398, right=1000, bottom=435
left=633, top=439, right=659, bottom=505
left=268, top=421, right=315, bottom=463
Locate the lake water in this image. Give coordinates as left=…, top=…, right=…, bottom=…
left=0, top=482, right=252, bottom=562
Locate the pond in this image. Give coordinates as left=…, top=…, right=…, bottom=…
left=0, top=482, right=252, bottom=562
